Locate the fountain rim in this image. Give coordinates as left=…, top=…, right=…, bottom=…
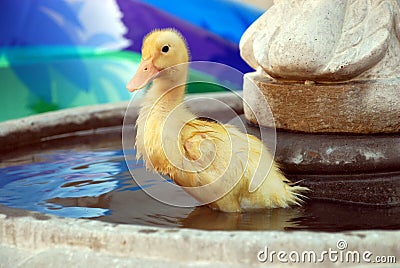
left=1, top=204, right=399, bottom=266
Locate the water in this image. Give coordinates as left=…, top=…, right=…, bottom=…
left=1, top=129, right=399, bottom=231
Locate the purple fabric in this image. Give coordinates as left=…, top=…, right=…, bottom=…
left=116, top=0, right=252, bottom=74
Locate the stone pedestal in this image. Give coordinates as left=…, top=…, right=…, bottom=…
left=243, top=73, right=400, bottom=133
left=240, top=0, right=400, bottom=134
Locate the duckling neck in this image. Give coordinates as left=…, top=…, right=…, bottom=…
left=143, top=79, right=186, bottom=112
left=136, top=76, right=192, bottom=166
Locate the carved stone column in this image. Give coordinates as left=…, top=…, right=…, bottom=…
left=240, top=0, right=400, bottom=133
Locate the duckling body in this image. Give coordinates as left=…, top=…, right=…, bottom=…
left=127, top=29, right=308, bottom=212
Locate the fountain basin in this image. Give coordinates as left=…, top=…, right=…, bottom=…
left=0, top=92, right=399, bottom=267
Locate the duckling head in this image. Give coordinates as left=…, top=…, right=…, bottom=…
left=127, top=29, right=190, bottom=92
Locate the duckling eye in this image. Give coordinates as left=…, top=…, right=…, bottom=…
left=161, top=45, right=169, bottom=53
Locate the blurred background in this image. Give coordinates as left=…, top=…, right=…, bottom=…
left=0, top=0, right=273, bottom=122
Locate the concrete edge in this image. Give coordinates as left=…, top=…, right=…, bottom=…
left=0, top=206, right=399, bottom=267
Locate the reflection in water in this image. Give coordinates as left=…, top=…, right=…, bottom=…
left=0, top=148, right=399, bottom=231
left=181, top=206, right=303, bottom=230
left=0, top=150, right=127, bottom=218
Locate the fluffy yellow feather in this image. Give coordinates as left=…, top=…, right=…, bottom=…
left=126, top=29, right=308, bottom=212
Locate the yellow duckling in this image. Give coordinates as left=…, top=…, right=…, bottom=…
left=126, top=29, right=308, bottom=212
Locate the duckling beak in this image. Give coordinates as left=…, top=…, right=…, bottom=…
left=126, top=59, right=160, bottom=92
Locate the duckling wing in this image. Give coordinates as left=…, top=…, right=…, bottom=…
left=179, top=120, right=251, bottom=205
left=179, top=119, right=308, bottom=210
left=181, top=119, right=264, bottom=188
left=181, top=120, right=228, bottom=173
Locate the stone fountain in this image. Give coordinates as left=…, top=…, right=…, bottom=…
left=240, top=0, right=400, bottom=205
left=1, top=2, right=400, bottom=267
